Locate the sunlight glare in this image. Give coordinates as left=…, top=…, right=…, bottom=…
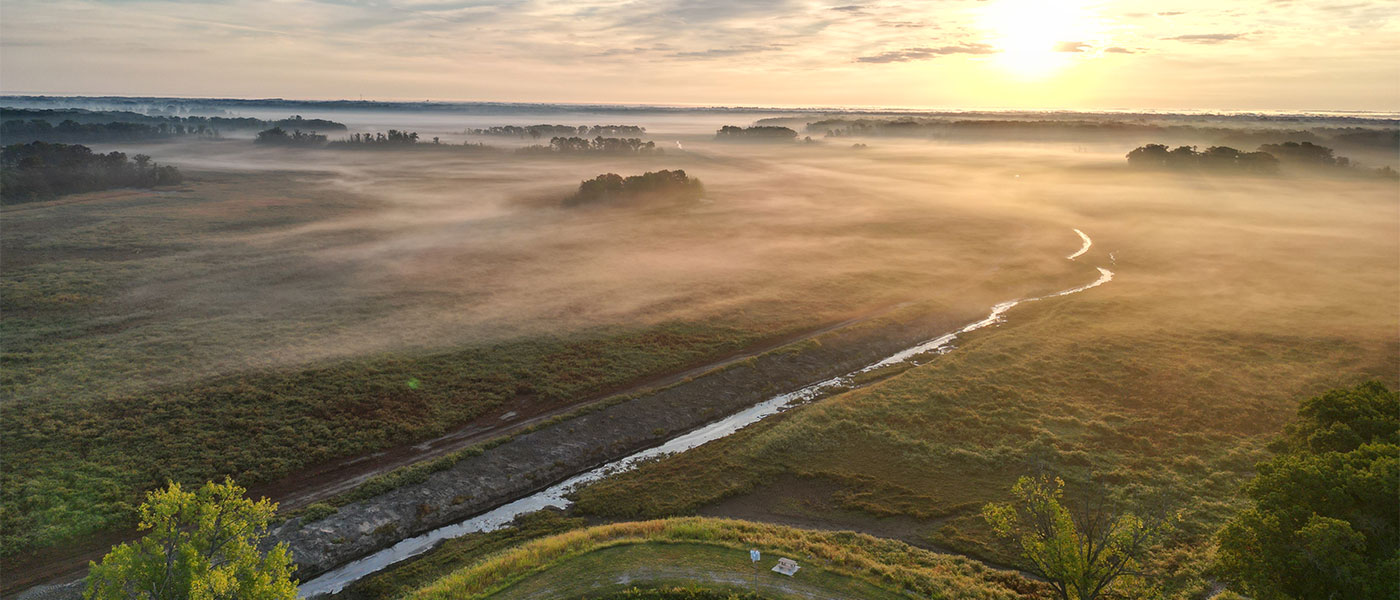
left=980, top=0, right=1099, bottom=79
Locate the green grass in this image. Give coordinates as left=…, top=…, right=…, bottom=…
left=0, top=318, right=777, bottom=556
left=570, top=169, right=1400, bottom=598
left=338, top=511, right=590, bottom=600
left=490, top=543, right=910, bottom=600
left=0, top=159, right=1075, bottom=560
left=404, top=517, right=1039, bottom=600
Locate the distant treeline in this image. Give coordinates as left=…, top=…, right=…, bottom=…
left=519, top=136, right=661, bottom=155
left=1, top=108, right=345, bottom=132
left=468, top=124, right=647, bottom=139
left=715, top=125, right=798, bottom=141
left=331, top=130, right=422, bottom=146
left=565, top=170, right=703, bottom=207
left=1126, top=141, right=1397, bottom=177
left=1, top=141, right=182, bottom=204
left=253, top=128, right=501, bottom=153
left=255, top=127, right=329, bottom=146
left=1, top=119, right=222, bottom=143
left=802, top=117, right=1399, bottom=150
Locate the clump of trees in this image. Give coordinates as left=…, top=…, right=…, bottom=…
left=329, top=130, right=421, bottom=146
left=85, top=478, right=297, bottom=600
left=1215, top=381, right=1397, bottom=599
left=254, top=127, right=328, bottom=146
left=564, top=169, right=704, bottom=207
left=519, top=136, right=661, bottom=155
left=1126, top=144, right=1280, bottom=173
left=714, top=125, right=798, bottom=141
left=272, top=115, right=346, bottom=131
left=983, top=476, right=1175, bottom=600
left=1, top=141, right=182, bottom=204
left=1257, top=141, right=1352, bottom=168
left=1127, top=141, right=1397, bottom=178
left=467, top=124, right=646, bottom=139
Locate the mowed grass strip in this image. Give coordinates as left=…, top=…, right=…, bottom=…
left=406, top=517, right=1039, bottom=600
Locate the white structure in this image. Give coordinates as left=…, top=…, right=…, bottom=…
left=771, top=558, right=800, bottom=576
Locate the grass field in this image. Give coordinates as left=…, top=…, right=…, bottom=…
left=1, top=143, right=1082, bottom=560
left=7, top=134, right=1393, bottom=595
left=571, top=165, right=1400, bottom=596
left=401, top=517, right=1039, bottom=600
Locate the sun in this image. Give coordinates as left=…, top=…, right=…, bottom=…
left=978, top=0, right=1100, bottom=80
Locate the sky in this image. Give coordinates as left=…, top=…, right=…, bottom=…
left=1, top=0, right=1397, bottom=111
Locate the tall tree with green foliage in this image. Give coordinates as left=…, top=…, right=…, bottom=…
left=1215, top=380, right=1398, bottom=599
left=983, top=476, right=1173, bottom=600
left=85, top=478, right=296, bottom=600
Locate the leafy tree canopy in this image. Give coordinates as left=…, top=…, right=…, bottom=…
left=85, top=478, right=297, bottom=600
left=1215, top=381, right=1398, bottom=600
left=983, top=476, right=1174, bottom=600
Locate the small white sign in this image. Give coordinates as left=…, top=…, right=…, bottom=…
left=749, top=549, right=760, bottom=562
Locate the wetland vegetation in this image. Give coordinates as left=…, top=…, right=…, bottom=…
left=1, top=100, right=1395, bottom=600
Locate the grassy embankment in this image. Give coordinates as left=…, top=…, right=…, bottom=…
left=400, top=517, right=1039, bottom=600
left=568, top=170, right=1400, bottom=597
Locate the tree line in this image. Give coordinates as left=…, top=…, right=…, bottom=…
left=517, top=136, right=661, bottom=155
left=0, top=141, right=182, bottom=204
left=714, top=125, right=798, bottom=141
left=804, top=117, right=1399, bottom=151
left=256, top=128, right=447, bottom=148
left=565, top=169, right=703, bottom=206
left=1, top=119, right=220, bottom=143
left=1127, top=141, right=1398, bottom=177
left=467, top=124, right=646, bottom=139
left=0, top=107, right=345, bottom=132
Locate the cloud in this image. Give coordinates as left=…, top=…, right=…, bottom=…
left=856, top=43, right=996, bottom=63
left=1104, top=46, right=1136, bottom=54
left=667, top=44, right=784, bottom=59
left=1165, top=33, right=1248, bottom=43
left=1054, top=41, right=1089, bottom=52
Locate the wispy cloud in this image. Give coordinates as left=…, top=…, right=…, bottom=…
left=1165, top=32, right=1249, bottom=43
left=0, top=0, right=1394, bottom=110
left=856, top=43, right=996, bottom=63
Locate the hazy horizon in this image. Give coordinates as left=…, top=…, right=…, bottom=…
left=2, top=0, right=1397, bottom=112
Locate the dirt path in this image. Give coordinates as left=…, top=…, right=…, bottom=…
left=5, top=303, right=906, bottom=597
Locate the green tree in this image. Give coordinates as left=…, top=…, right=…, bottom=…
left=85, top=478, right=296, bottom=600
left=1215, top=381, right=1398, bottom=600
left=983, top=476, right=1173, bottom=600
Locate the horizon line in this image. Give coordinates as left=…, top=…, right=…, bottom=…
left=2, top=92, right=1398, bottom=119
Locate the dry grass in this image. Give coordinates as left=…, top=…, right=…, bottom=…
left=406, top=517, right=1037, bottom=600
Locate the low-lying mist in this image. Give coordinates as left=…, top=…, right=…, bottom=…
left=5, top=122, right=1395, bottom=403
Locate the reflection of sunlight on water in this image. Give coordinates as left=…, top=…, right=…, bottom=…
left=298, top=230, right=1113, bottom=597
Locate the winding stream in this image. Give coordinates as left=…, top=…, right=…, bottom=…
left=298, top=230, right=1111, bottom=597
left=1067, top=228, right=1093, bottom=260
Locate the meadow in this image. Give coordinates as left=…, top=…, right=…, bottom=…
left=2, top=136, right=1086, bottom=565
left=570, top=159, right=1400, bottom=596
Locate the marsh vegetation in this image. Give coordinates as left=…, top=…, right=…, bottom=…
left=1, top=103, right=1396, bottom=599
